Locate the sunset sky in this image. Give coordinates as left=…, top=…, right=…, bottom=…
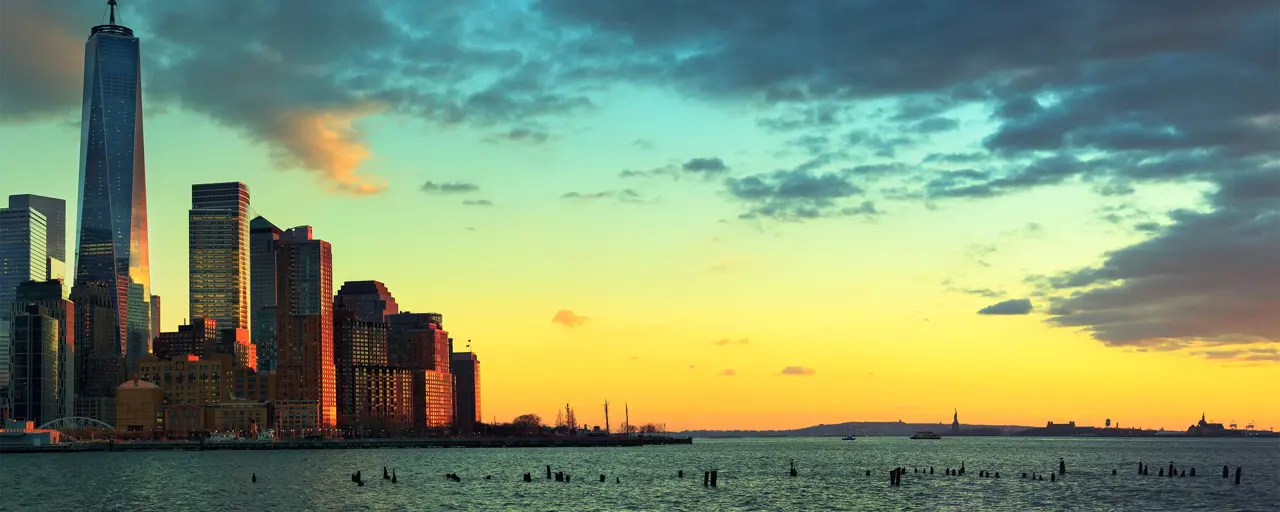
left=1, top=0, right=1277, bottom=431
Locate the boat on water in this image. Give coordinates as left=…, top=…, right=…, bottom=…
left=256, top=429, right=275, bottom=442
left=910, top=431, right=942, bottom=440
left=206, top=432, right=242, bottom=442
left=841, top=430, right=856, bottom=441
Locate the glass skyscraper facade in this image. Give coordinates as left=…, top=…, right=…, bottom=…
left=250, top=216, right=283, bottom=371
left=189, top=182, right=250, bottom=336
left=0, top=207, right=48, bottom=389
left=74, top=16, right=151, bottom=371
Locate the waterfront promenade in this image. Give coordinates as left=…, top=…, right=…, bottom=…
left=0, top=435, right=692, bottom=454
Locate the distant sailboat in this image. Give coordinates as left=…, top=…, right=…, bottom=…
left=842, top=429, right=856, bottom=441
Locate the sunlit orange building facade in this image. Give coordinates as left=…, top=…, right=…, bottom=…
left=388, top=312, right=454, bottom=430
left=274, top=226, right=335, bottom=437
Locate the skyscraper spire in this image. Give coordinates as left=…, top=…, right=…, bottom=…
left=108, top=0, right=118, bottom=25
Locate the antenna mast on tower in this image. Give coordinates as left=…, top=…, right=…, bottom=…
left=604, top=400, right=610, bottom=433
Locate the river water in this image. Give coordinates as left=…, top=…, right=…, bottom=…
left=3, top=437, right=1276, bottom=511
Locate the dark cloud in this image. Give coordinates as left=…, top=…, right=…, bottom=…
left=1042, top=169, right=1280, bottom=350
left=726, top=165, right=865, bottom=220
left=422, top=181, right=480, bottom=194
left=910, top=117, right=959, bottom=134
left=978, top=299, right=1033, bottom=315
left=2, top=0, right=600, bottom=194
left=780, top=366, right=816, bottom=376
left=0, top=1, right=88, bottom=122
left=682, top=157, right=730, bottom=175
left=462, top=199, right=494, bottom=206
left=922, top=152, right=988, bottom=165
left=486, top=127, right=551, bottom=144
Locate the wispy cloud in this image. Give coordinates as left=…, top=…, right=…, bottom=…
left=780, top=366, right=816, bottom=376
left=720, top=369, right=736, bottom=376
left=422, top=181, right=481, bottom=194
left=462, top=199, right=494, bottom=206
left=551, top=309, right=589, bottom=327
left=712, top=338, right=749, bottom=346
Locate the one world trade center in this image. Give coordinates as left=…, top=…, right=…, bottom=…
left=75, top=0, right=151, bottom=370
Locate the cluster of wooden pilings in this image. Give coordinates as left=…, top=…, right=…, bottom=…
left=276, top=457, right=1248, bottom=488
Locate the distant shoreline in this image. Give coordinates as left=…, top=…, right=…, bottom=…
left=0, top=436, right=693, bottom=454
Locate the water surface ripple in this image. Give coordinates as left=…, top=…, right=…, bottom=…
left=3, top=437, right=1277, bottom=511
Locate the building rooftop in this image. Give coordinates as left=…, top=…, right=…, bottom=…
left=119, top=380, right=160, bottom=390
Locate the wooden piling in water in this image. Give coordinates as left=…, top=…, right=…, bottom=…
left=547, top=465, right=552, bottom=479
left=1234, top=467, right=1241, bottom=485
left=600, top=474, right=606, bottom=482
left=1059, top=458, right=1066, bottom=475
left=1223, top=465, right=1229, bottom=478
left=1050, top=473, right=1056, bottom=482
left=1190, top=467, right=1195, bottom=477
left=678, top=470, right=683, bottom=478
left=704, top=471, right=709, bottom=487
left=710, top=471, right=718, bottom=487
left=252, top=473, right=256, bottom=483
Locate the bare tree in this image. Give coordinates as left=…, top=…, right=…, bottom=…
left=512, top=414, right=543, bottom=436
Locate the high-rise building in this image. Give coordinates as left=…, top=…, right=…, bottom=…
left=387, top=312, right=453, bottom=430
left=9, top=195, right=67, bottom=299
left=250, top=216, right=282, bottom=372
left=74, top=4, right=152, bottom=372
left=149, top=294, right=160, bottom=344
left=334, top=299, right=401, bottom=433
left=334, top=281, right=399, bottom=323
left=14, top=281, right=75, bottom=419
left=189, top=182, right=250, bottom=337
left=275, top=226, right=335, bottom=436
left=8, top=304, right=61, bottom=426
left=450, top=352, right=481, bottom=435
left=8, top=195, right=66, bottom=264
left=71, top=283, right=124, bottom=424
left=0, top=207, right=48, bottom=388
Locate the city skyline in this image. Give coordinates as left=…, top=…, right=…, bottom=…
left=0, top=0, right=1277, bottom=431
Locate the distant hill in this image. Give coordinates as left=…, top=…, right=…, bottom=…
left=677, top=421, right=1032, bottom=437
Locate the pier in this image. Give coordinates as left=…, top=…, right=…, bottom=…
left=0, top=436, right=693, bottom=454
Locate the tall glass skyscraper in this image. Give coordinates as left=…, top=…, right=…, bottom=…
left=189, top=182, right=250, bottom=335
left=9, top=195, right=68, bottom=300
left=0, top=208, right=49, bottom=388
left=250, top=216, right=283, bottom=371
left=74, top=5, right=151, bottom=371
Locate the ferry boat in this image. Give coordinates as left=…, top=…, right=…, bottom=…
left=910, top=431, right=942, bottom=440
left=206, top=432, right=242, bottom=442
left=256, top=429, right=275, bottom=442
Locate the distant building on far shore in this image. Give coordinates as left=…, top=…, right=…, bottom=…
left=1188, top=413, right=1227, bottom=436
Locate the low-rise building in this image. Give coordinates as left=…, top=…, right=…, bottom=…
left=115, top=380, right=163, bottom=440
left=0, top=419, right=61, bottom=446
